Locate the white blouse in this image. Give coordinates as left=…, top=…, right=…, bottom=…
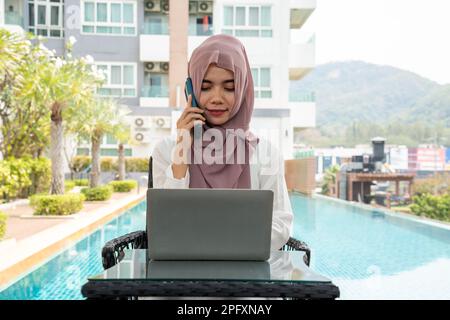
left=151, top=137, right=294, bottom=251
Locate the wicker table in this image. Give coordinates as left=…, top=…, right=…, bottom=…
left=81, top=249, right=339, bottom=300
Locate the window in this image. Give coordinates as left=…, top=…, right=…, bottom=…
left=222, top=5, right=272, bottom=38
left=94, top=62, right=137, bottom=97
left=188, top=15, right=213, bottom=36
left=143, top=14, right=169, bottom=35
left=142, top=71, right=169, bottom=98
left=251, top=67, right=272, bottom=98
left=28, top=0, right=64, bottom=38
left=82, top=0, right=137, bottom=36
left=100, top=148, right=132, bottom=156
left=77, top=147, right=132, bottom=156
left=76, top=148, right=90, bottom=156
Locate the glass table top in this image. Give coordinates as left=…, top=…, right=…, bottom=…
left=90, top=249, right=332, bottom=283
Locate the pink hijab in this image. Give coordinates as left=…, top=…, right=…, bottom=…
left=188, top=34, right=258, bottom=189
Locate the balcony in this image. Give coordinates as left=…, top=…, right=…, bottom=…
left=142, top=20, right=169, bottom=35
left=5, top=11, right=23, bottom=26
left=140, top=34, right=169, bottom=61
left=141, top=20, right=212, bottom=37
left=188, top=15, right=213, bottom=36
left=289, top=100, right=316, bottom=128
left=141, top=85, right=169, bottom=98
left=290, top=0, right=316, bottom=29
left=140, top=33, right=216, bottom=62
left=289, top=90, right=315, bottom=103
left=288, top=41, right=315, bottom=80
left=140, top=85, right=169, bottom=108
left=289, top=89, right=316, bottom=128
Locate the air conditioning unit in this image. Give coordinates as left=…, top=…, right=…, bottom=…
left=134, top=132, right=151, bottom=143
left=145, top=0, right=160, bottom=12
left=153, top=116, right=171, bottom=129
left=145, top=61, right=161, bottom=73
left=189, top=1, right=198, bottom=15
left=160, top=62, right=169, bottom=73
left=198, top=1, right=213, bottom=14
left=133, top=117, right=151, bottom=129
left=160, top=0, right=169, bottom=13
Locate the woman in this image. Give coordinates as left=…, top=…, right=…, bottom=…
left=152, top=34, right=293, bottom=251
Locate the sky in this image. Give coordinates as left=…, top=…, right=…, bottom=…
left=292, top=0, right=450, bottom=85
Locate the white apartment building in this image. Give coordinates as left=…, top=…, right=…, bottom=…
left=1, top=0, right=316, bottom=163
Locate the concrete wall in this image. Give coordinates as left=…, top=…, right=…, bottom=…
left=284, top=157, right=316, bottom=195
left=168, top=0, right=188, bottom=108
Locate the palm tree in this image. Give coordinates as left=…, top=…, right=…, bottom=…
left=0, top=30, right=27, bottom=77
left=66, top=98, right=128, bottom=187
left=321, top=165, right=340, bottom=196
left=32, top=40, right=102, bottom=194
left=111, top=119, right=131, bottom=181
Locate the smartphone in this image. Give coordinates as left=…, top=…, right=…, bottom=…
left=184, top=77, right=200, bottom=108
left=184, top=77, right=202, bottom=140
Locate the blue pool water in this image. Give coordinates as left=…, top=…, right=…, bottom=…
left=1, top=194, right=449, bottom=299
left=291, top=196, right=450, bottom=299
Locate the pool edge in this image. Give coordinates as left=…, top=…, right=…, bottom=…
left=309, top=192, right=450, bottom=231
left=0, top=192, right=146, bottom=290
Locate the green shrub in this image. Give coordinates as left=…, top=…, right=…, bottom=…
left=413, top=181, right=435, bottom=196
left=72, top=156, right=91, bottom=173
left=73, top=179, right=89, bottom=187
left=81, top=185, right=113, bottom=201
left=109, top=180, right=137, bottom=192
left=65, top=180, right=76, bottom=192
left=410, top=194, right=450, bottom=222
left=71, top=156, right=149, bottom=173
left=29, top=192, right=49, bottom=207
left=0, top=211, right=7, bottom=239
left=125, top=158, right=149, bottom=172
left=100, top=157, right=115, bottom=172
left=31, top=194, right=85, bottom=216
left=0, top=158, right=32, bottom=201
left=28, top=158, right=51, bottom=196
left=0, top=161, right=19, bottom=201
left=413, top=174, right=450, bottom=196
left=0, top=157, right=51, bottom=201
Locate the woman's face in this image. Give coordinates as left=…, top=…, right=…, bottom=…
left=199, top=64, right=235, bottom=126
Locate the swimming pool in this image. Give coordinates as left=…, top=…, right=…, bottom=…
left=0, top=194, right=449, bottom=299
left=291, top=195, right=450, bottom=299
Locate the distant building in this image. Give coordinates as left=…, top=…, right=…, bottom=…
left=408, top=146, right=446, bottom=172
left=386, top=146, right=409, bottom=171
left=313, top=146, right=370, bottom=180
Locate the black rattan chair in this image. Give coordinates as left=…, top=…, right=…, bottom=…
left=101, top=156, right=311, bottom=270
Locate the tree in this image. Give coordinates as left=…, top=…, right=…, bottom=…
left=66, top=98, right=128, bottom=187
left=321, top=165, right=340, bottom=196
left=110, top=115, right=131, bottom=181
left=0, top=30, right=50, bottom=158
left=17, top=38, right=103, bottom=194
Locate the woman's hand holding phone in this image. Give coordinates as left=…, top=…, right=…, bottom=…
left=172, top=94, right=206, bottom=179
left=176, top=94, right=205, bottom=134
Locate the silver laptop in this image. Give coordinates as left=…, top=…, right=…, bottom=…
left=147, top=189, right=273, bottom=261
left=146, top=260, right=270, bottom=280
